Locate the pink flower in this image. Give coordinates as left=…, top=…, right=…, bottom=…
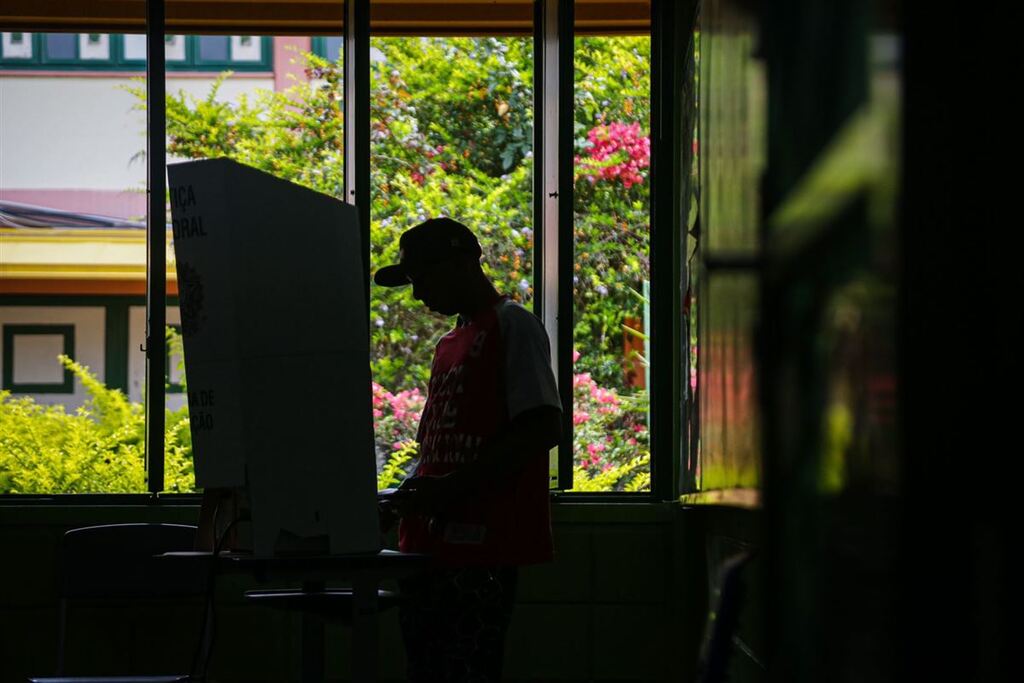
left=576, top=121, right=650, bottom=188
left=573, top=372, right=595, bottom=390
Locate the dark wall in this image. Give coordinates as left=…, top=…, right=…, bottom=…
left=0, top=502, right=762, bottom=683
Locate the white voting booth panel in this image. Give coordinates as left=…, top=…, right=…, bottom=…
left=168, top=158, right=378, bottom=557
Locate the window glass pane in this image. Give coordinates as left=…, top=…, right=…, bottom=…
left=78, top=33, right=110, bottom=61
left=571, top=23, right=652, bottom=492
left=124, top=35, right=187, bottom=64
left=165, top=35, right=187, bottom=62
left=692, top=0, right=765, bottom=494
left=197, top=36, right=229, bottom=62
left=44, top=33, right=76, bottom=61
left=230, top=36, right=261, bottom=62
left=698, top=273, right=759, bottom=490
left=1, top=32, right=148, bottom=494
left=681, top=22, right=701, bottom=492
left=322, top=37, right=343, bottom=62
left=369, top=37, right=534, bottom=483
left=123, top=35, right=147, bottom=61
left=2, top=32, right=34, bottom=59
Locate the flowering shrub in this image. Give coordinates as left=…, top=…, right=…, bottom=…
left=576, top=122, right=651, bottom=188
left=569, top=350, right=650, bottom=490
left=372, top=381, right=425, bottom=467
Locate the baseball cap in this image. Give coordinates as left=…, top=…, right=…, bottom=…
left=373, top=217, right=482, bottom=287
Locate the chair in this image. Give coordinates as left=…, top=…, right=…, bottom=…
left=29, top=523, right=209, bottom=683
left=695, top=550, right=760, bottom=683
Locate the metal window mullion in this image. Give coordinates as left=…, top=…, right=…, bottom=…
left=344, top=0, right=371, bottom=308
left=558, top=0, right=576, bottom=490
left=539, top=0, right=560, bottom=360
left=532, top=0, right=545, bottom=324
left=650, top=0, right=682, bottom=501
left=556, top=0, right=575, bottom=490
left=144, top=0, right=166, bottom=495
left=536, top=0, right=574, bottom=490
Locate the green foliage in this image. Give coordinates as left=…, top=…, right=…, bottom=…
left=378, top=440, right=417, bottom=490
left=0, top=339, right=399, bottom=494
left=570, top=362, right=650, bottom=489
left=0, top=355, right=195, bottom=494
left=569, top=454, right=650, bottom=492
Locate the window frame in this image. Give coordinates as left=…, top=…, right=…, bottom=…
left=0, top=0, right=693, bottom=503
left=1, top=323, right=76, bottom=394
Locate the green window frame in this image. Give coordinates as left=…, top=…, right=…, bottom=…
left=311, top=36, right=344, bottom=62
left=0, top=33, right=272, bottom=71
left=2, top=324, right=76, bottom=395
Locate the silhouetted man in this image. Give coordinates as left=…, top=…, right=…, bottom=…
left=375, top=217, right=561, bottom=682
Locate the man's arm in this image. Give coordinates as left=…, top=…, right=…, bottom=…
left=395, top=404, right=561, bottom=515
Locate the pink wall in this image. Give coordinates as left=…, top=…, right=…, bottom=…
left=0, top=189, right=146, bottom=220
left=274, top=36, right=312, bottom=91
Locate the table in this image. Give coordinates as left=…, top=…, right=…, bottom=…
left=162, top=550, right=428, bottom=683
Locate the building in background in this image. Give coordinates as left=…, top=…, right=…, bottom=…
left=1, top=33, right=314, bottom=408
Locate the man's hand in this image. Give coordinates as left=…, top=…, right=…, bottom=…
left=393, top=473, right=461, bottom=517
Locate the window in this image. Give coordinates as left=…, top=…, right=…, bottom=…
left=3, top=5, right=681, bottom=500
left=196, top=36, right=228, bottom=62
left=44, top=33, right=77, bottom=61
left=2, top=325, right=75, bottom=394
left=0, top=34, right=270, bottom=70
left=231, top=36, right=261, bottom=62
left=1, top=32, right=33, bottom=59
left=0, top=28, right=150, bottom=493
left=79, top=34, right=110, bottom=61
left=683, top=0, right=765, bottom=500
left=0, top=33, right=282, bottom=495
left=313, top=36, right=344, bottom=62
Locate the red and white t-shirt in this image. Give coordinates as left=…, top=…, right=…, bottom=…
left=399, top=296, right=560, bottom=566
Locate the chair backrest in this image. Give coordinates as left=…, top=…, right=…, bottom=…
left=60, top=523, right=204, bottom=599
left=696, top=550, right=757, bottom=683
left=53, top=523, right=207, bottom=677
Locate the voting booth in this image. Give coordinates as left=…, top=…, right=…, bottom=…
left=167, top=158, right=379, bottom=558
